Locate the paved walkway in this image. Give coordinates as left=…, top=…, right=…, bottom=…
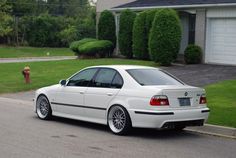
left=162, top=64, right=236, bottom=87
left=0, top=56, right=76, bottom=63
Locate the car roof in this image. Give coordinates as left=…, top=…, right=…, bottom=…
left=87, top=65, right=160, bottom=70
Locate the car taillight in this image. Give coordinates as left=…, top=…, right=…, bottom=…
left=150, top=95, right=169, bottom=106
left=200, top=94, right=207, bottom=104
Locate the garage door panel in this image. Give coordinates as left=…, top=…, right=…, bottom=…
left=206, top=18, right=236, bottom=65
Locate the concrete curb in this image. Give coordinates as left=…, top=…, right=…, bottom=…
left=186, top=124, right=236, bottom=139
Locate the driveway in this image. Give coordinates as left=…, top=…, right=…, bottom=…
left=0, top=97, right=235, bottom=158
left=162, top=64, right=236, bottom=87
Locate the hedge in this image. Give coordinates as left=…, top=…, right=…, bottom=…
left=98, top=10, right=116, bottom=50
left=69, top=38, right=97, bottom=55
left=145, top=9, right=159, bottom=36
left=118, top=9, right=136, bottom=58
left=132, top=11, right=148, bottom=60
left=184, top=44, right=202, bottom=64
left=78, top=40, right=114, bottom=57
left=149, top=9, right=182, bottom=66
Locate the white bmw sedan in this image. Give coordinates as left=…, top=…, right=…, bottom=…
left=34, top=65, right=210, bottom=135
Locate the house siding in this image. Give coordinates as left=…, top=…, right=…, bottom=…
left=96, top=0, right=136, bottom=13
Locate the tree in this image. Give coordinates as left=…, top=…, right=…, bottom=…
left=98, top=10, right=116, bottom=48
left=118, top=9, right=136, bottom=58
left=0, top=0, right=13, bottom=37
left=149, top=9, right=182, bottom=66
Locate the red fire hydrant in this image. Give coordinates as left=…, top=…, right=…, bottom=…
left=22, top=66, right=31, bottom=84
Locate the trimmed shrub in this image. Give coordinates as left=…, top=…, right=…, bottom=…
left=78, top=40, right=114, bottom=57
left=184, top=44, right=202, bottom=64
left=145, top=9, right=158, bottom=36
left=98, top=10, right=116, bottom=49
left=149, top=9, right=182, bottom=66
left=69, top=38, right=97, bottom=54
left=132, top=11, right=148, bottom=60
left=118, top=9, right=136, bottom=58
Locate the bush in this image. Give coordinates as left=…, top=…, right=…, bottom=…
left=118, top=9, right=136, bottom=58
left=98, top=10, right=116, bottom=49
left=132, top=11, right=148, bottom=60
left=78, top=40, right=114, bottom=57
left=69, top=38, right=97, bottom=54
left=184, top=45, right=202, bottom=64
left=145, top=9, right=158, bottom=36
left=149, top=9, right=182, bottom=66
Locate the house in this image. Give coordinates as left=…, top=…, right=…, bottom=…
left=96, top=0, right=236, bottom=65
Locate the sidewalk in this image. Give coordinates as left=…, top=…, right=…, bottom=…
left=0, top=56, right=77, bottom=63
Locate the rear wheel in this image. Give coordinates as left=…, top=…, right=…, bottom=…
left=36, top=95, right=52, bottom=120
left=108, top=105, right=131, bottom=135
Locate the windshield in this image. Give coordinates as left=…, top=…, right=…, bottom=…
left=127, top=69, right=184, bottom=86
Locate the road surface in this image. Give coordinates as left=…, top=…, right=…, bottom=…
left=0, top=97, right=235, bottom=158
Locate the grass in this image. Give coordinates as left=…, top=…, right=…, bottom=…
left=0, top=58, right=157, bottom=94
left=0, top=46, right=74, bottom=58
left=205, top=80, right=236, bottom=128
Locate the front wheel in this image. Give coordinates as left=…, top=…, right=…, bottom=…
left=108, top=105, right=132, bottom=135
left=36, top=95, right=52, bottom=120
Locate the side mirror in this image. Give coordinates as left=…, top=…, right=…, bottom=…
left=59, top=80, right=67, bottom=86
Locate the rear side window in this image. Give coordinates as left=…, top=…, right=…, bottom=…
left=127, top=69, right=183, bottom=86
left=90, top=68, right=123, bottom=89
left=111, top=73, right=123, bottom=88
left=92, top=69, right=117, bottom=88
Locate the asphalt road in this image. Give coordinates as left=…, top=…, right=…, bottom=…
left=0, top=97, right=235, bottom=158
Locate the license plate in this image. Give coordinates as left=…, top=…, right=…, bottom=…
left=178, top=98, right=191, bottom=106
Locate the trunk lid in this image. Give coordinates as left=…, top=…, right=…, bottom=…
left=154, top=85, right=205, bottom=108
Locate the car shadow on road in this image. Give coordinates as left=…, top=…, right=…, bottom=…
left=32, top=115, right=202, bottom=140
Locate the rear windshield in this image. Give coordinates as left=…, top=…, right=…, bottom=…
left=127, top=69, right=184, bottom=86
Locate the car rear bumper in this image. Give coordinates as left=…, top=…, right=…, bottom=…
left=129, top=108, right=210, bottom=129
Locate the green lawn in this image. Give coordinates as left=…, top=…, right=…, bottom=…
left=0, top=58, right=157, bottom=94
left=0, top=46, right=74, bottom=58
left=205, top=80, right=236, bottom=128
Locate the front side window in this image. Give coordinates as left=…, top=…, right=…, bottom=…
left=91, top=69, right=118, bottom=88
left=67, top=68, right=98, bottom=87
left=127, top=69, right=184, bottom=86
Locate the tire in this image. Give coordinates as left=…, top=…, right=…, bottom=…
left=36, top=95, right=52, bottom=120
left=108, top=105, right=132, bottom=135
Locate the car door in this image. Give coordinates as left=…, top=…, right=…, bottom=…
left=52, top=68, right=98, bottom=117
left=84, top=68, right=123, bottom=123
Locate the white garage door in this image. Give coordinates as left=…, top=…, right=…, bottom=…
left=206, top=18, right=236, bottom=65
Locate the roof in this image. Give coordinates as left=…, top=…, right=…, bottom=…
left=112, top=0, right=236, bottom=10
left=88, top=65, right=158, bottom=70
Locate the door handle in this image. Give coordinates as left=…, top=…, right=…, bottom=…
left=107, top=93, right=113, bottom=96
left=79, top=91, right=84, bottom=94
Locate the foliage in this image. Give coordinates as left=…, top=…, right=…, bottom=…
left=132, top=11, right=148, bottom=60
left=118, top=9, right=136, bottom=58
left=98, top=10, right=116, bottom=49
left=69, top=38, right=97, bottom=54
left=184, top=44, right=202, bottom=64
left=145, top=9, right=158, bottom=37
left=1, top=0, right=95, bottom=46
left=78, top=40, right=114, bottom=57
left=0, top=0, right=13, bottom=37
left=25, top=13, right=62, bottom=47
left=149, top=9, right=182, bottom=66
